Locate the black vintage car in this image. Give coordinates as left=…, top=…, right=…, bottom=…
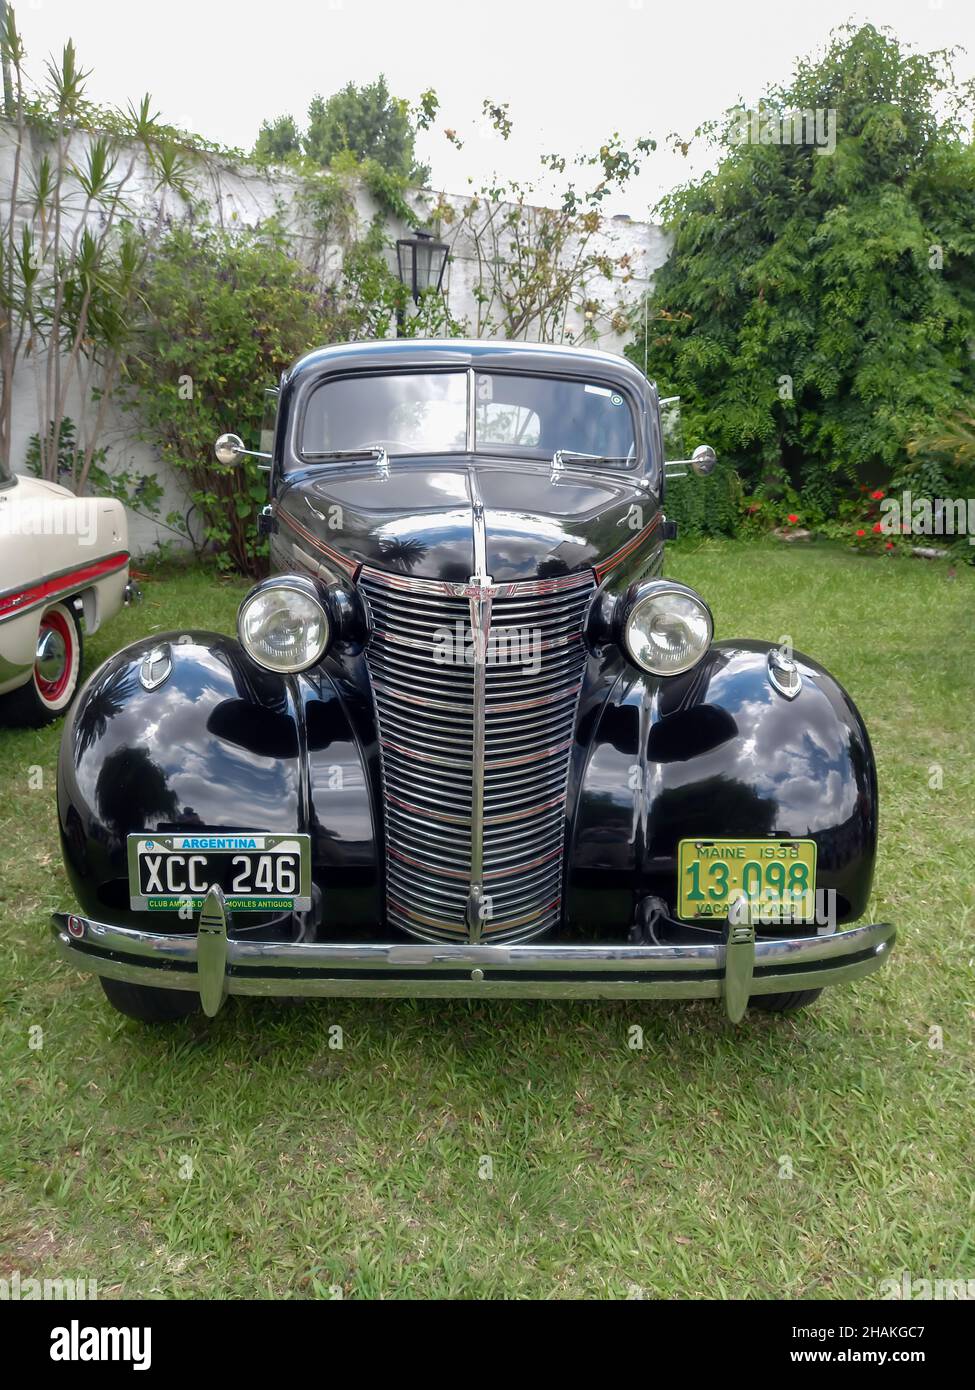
left=52, top=340, right=894, bottom=1023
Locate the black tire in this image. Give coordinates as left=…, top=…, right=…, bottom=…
left=750, top=988, right=823, bottom=1014
left=0, top=601, right=83, bottom=726
left=99, top=976, right=199, bottom=1023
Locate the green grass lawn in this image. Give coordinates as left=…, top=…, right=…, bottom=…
left=1, top=543, right=973, bottom=1299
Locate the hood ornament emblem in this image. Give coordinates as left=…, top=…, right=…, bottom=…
left=140, top=643, right=173, bottom=692
left=457, top=580, right=496, bottom=600
left=767, top=648, right=802, bottom=700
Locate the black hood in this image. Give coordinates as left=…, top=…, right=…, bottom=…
left=275, top=456, right=654, bottom=584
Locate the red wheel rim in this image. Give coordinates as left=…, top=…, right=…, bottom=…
left=35, top=608, right=74, bottom=702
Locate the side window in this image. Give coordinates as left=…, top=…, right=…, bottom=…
left=659, top=396, right=684, bottom=463
left=261, top=387, right=279, bottom=457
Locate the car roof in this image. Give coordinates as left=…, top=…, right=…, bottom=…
left=286, top=338, right=654, bottom=397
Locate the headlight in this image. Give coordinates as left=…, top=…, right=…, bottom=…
left=238, top=579, right=331, bottom=673
left=622, top=583, right=712, bottom=676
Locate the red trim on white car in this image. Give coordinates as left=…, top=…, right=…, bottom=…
left=0, top=551, right=129, bottom=622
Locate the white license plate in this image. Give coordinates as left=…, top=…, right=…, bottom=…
left=127, top=833, right=311, bottom=912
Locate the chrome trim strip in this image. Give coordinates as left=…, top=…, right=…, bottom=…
left=466, top=366, right=477, bottom=453
left=466, top=489, right=492, bottom=940
left=0, top=550, right=129, bottom=606
left=467, top=463, right=489, bottom=590
left=592, top=514, right=661, bottom=582
left=51, top=916, right=896, bottom=1016
left=362, top=568, right=593, bottom=599
left=0, top=552, right=129, bottom=625
left=277, top=508, right=359, bottom=577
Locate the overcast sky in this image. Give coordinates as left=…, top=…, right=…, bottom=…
left=13, top=0, right=975, bottom=217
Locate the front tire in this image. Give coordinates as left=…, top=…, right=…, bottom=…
left=100, top=977, right=200, bottom=1023
left=0, top=601, right=83, bottom=726
left=750, top=988, right=823, bottom=1014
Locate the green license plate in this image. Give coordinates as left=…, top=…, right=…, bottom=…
left=676, top=838, right=817, bottom=923
left=127, top=833, right=311, bottom=912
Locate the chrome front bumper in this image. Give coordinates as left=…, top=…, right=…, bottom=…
left=51, top=912, right=895, bottom=1021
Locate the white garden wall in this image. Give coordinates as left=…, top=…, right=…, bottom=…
left=1, top=127, right=670, bottom=555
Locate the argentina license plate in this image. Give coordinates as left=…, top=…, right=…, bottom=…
left=676, top=838, right=817, bottom=923
left=127, top=832, right=311, bottom=912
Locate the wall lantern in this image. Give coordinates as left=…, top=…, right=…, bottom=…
left=395, top=229, right=449, bottom=304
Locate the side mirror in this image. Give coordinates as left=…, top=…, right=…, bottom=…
left=215, top=432, right=245, bottom=465
left=664, top=443, right=718, bottom=482
left=214, top=432, right=271, bottom=470
left=691, top=445, right=717, bottom=477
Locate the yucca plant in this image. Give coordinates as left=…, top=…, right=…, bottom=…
left=0, top=7, right=193, bottom=490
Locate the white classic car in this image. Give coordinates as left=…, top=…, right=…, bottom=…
left=0, top=468, right=134, bottom=725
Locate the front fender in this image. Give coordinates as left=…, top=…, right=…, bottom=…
left=566, top=640, right=878, bottom=931
left=57, top=632, right=381, bottom=932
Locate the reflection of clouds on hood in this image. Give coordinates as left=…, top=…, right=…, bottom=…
left=155, top=689, right=293, bottom=822
left=376, top=509, right=470, bottom=546
left=654, top=678, right=857, bottom=832
left=76, top=663, right=296, bottom=840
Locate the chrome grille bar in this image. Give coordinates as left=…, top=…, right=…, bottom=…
left=360, top=566, right=594, bottom=944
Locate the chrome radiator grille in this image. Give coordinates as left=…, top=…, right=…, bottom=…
left=360, top=567, right=594, bottom=943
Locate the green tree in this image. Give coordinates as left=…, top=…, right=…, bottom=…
left=254, top=113, right=301, bottom=161
left=255, top=76, right=429, bottom=181
left=304, top=75, right=428, bottom=181
left=627, top=24, right=975, bottom=523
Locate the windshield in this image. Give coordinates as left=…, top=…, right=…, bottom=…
left=298, top=370, right=637, bottom=466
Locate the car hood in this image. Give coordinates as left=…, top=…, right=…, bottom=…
left=275, top=456, right=653, bottom=584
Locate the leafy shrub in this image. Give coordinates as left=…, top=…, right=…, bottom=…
left=664, top=462, right=743, bottom=538
left=627, top=24, right=975, bottom=516
left=125, top=222, right=337, bottom=576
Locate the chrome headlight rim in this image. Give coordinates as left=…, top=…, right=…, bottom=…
left=237, top=575, right=332, bottom=674
left=619, top=580, right=713, bottom=678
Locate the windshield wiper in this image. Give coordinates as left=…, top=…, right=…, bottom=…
left=552, top=449, right=632, bottom=465
left=551, top=448, right=644, bottom=485
left=303, top=447, right=387, bottom=462
left=302, top=446, right=389, bottom=476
